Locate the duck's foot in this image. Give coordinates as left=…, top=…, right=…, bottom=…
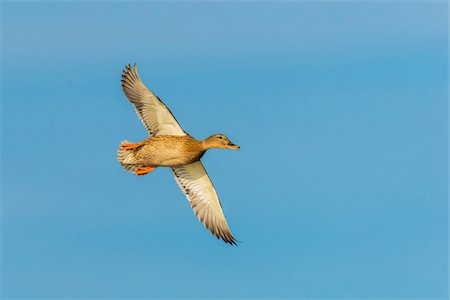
left=134, top=166, right=156, bottom=176
left=120, top=141, right=145, bottom=150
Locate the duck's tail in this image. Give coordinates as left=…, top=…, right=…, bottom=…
left=117, top=140, right=139, bottom=172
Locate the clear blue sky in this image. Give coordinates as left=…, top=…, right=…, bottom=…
left=1, top=1, right=448, bottom=298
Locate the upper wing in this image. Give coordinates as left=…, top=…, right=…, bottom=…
left=171, top=162, right=237, bottom=245
left=121, top=64, right=186, bottom=137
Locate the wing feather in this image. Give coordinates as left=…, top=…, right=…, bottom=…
left=121, top=64, right=186, bottom=137
left=172, top=162, right=237, bottom=245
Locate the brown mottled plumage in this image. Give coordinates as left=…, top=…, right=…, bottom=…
left=118, top=134, right=238, bottom=170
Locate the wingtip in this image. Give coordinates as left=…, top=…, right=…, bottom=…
left=223, top=234, right=239, bottom=246
left=121, top=63, right=141, bottom=86
left=122, top=63, right=137, bottom=73
left=227, top=238, right=238, bottom=246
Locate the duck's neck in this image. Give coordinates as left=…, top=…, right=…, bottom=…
left=200, top=137, right=214, bottom=150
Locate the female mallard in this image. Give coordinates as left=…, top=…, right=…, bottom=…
left=117, top=64, right=239, bottom=245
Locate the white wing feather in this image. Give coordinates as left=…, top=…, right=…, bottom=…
left=121, top=64, right=186, bottom=137
left=172, top=162, right=237, bottom=245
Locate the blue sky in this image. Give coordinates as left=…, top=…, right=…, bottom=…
left=1, top=1, right=448, bottom=298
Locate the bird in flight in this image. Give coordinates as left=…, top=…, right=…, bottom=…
left=117, top=64, right=239, bottom=245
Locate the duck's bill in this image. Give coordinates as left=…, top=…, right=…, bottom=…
left=225, top=143, right=240, bottom=150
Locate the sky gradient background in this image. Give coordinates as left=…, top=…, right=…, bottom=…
left=1, top=1, right=448, bottom=299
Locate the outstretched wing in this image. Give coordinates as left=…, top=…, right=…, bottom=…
left=121, top=64, right=186, bottom=137
left=172, top=162, right=237, bottom=245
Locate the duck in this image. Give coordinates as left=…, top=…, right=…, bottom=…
left=117, top=64, right=239, bottom=245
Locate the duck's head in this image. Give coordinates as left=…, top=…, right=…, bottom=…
left=204, top=134, right=240, bottom=150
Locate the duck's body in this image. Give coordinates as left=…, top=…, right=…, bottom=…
left=117, top=64, right=239, bottom=245
left=119, top=135, right=206, bottom=167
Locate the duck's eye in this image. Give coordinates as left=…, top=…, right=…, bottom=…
left=218, top=136, right=223, bottom=139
